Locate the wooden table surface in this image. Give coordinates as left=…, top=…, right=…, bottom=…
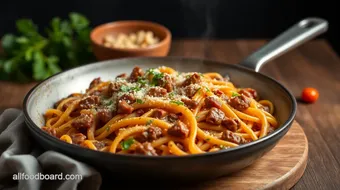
left=0, top=39, right=339, bottom=189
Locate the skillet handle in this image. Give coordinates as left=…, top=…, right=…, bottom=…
left=239, top=17, right=328, bottom=72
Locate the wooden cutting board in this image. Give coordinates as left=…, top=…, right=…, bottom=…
left=188, top=120, right=308, bottom=190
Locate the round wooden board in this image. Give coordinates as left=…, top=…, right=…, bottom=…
left=189, top=121, right=308, bottom=190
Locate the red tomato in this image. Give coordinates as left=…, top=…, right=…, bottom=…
left=301, top=87, right=319, bottom=103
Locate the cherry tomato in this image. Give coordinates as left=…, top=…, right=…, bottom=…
left=301, top=87, right=319, bottom=103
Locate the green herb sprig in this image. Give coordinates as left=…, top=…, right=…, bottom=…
left=0, top=12, right=94, bottom=82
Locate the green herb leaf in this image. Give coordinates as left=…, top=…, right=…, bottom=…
left=168, top=92, right=175, bottom=99
left=120, top=138, right=135, bottom=150
left=32, top=51, right=48, bottom=80
left=1, top=34, right=17, bottom=54
left=205, top=87, right=211, bottom=92
left=136, top=99, right=143, bottom=104
left=46, top=56, right=61, bottom=75
left=137, top=77, right=147, bottom=85
left=231, top=92, right=240, bottom=97
left=219, top=145, right=226, bottom=149
left=146, top=120, right=153, bottom=125
left=106, top=126, right=110, bottom=132
left=205, top=138, right=211, bottom=141
left=170, top=100, right=184, bottom=106
left=16, top=19, right=38, bottom=37
left=25, top=48, right=33, bottom=61
left=120, top=85, right=130, bottom=92
left=4, top=60, right=16, bottom=73
left=69, top=12, right=89, bottom=31
left=60, top=21, right=72, bottom=35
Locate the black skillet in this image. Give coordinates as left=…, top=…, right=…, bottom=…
left=23, top=18, right=328, bottom=182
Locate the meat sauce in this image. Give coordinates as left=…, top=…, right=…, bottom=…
left=44, top=66, right=276, bottom=156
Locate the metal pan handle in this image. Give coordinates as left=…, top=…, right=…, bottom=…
left=239, top=17, right=328, bottom=72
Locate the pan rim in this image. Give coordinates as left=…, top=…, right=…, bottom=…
left=23, top=56, right=297, bottom=160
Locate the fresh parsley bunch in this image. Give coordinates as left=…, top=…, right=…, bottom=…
left=0, top=12, right=95, bottom=82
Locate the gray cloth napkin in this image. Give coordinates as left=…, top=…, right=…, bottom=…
left=0, top=109, right=102, bottom=190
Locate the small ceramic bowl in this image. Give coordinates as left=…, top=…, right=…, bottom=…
left=90, top=20, right=172, bottom=60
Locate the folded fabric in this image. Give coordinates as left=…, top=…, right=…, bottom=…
left=0, top=109, right=102, bottom=190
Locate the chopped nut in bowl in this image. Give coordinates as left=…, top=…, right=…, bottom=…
left=103, top=30, right=160, bottom=49
left=90, top=20, right=171, bottom=60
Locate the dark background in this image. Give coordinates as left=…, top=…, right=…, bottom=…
left=1, top=0, right=339, bottom=55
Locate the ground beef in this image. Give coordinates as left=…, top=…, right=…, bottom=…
left=228, top=94, right=250, bottom=111
left=135, top=109, right=146, bottom=116
left=221, top=118, right=240, bottom=132
left=213, top=89, right=229, bottom=102
left=119, top=93, right=136, bottom=104
left=97, top=108, right=113, bottom=124
left=129, top=66, right=144, bottom=82
left=147, top=87, right=167, bottom=97
left=181, top=98, right=199, bottom=109
left=222, top=130, right=247, bottom=144
left=205, top=107, right=225, bottom=125
left=239, top=88, right=258, bottom=100
left=167, top=113, right=179, bottom=123
left=184, top=85, right=200, bottom=98
left=93, top=141, right=106, bottom=150
left=116, top=73, right=127, bottom=79
left=182, top=73, right=202, bottom=86
left=89, top=77, right=101, bottom=89
left=158, top=75, right=174, bottom=92
left=135, top=126, right=163, bottom=143
left=42, top=127, right=57, bottom=137
left=117, top=100, right=134, bottom=114
left=151, top=109, right=167, bottom=119
left=205, top=96, right=222, bottom=109
left=107, top=82, right=121, bottom=97
left=79, top=96, right=100, bottom=109
left=72, top=113, right=94, bottom=129
left=70, top=133, right=87, bottom=145
left=167, top=121, right=189, bottom=139
left=135, top=142, right=158, bottom=156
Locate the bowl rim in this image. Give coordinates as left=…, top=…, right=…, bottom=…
left=23, top=56, right=297, bottom=160
left=90, top=20, right=172, bottom=52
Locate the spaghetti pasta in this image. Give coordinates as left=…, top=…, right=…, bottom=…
left=41, top=66, right=278, bottom=156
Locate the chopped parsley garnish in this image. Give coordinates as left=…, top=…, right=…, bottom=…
left=120, top=85, right=130, bottom=92
left=120, top=85, right=140, bottom=92
left=106, top=126, right=110, bottom=132
left=136, top=99, right=143, bottom=104
left=219, top=145, right=226, bottom=149
left=146, top=119, right=153, bottom=125
left=231, top=92, right=240, bottom=97
left=205, top=87, right=211, bottom=92
left=137, top=77, right=147, bottom=85
left=195, top=116, right=200, bottom=120
left=168, top=92, right=175, bottom=99
left=104, top=100, right=113, bottom=106
left=120, top=138, right=135, bottom=150
left=132, top=86, right=141, bottom=91
left=199, top=73, right=204, bottom=77
left=147, top=68, right=164, bottom=86
left=185, top=75, right=191, bottom=79
left=170, top=100, right=184, bottom=106
left=205, top=138, right=211, bottom=141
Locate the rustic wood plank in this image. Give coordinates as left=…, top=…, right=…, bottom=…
left=190, top=121, right=308, bottom=190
